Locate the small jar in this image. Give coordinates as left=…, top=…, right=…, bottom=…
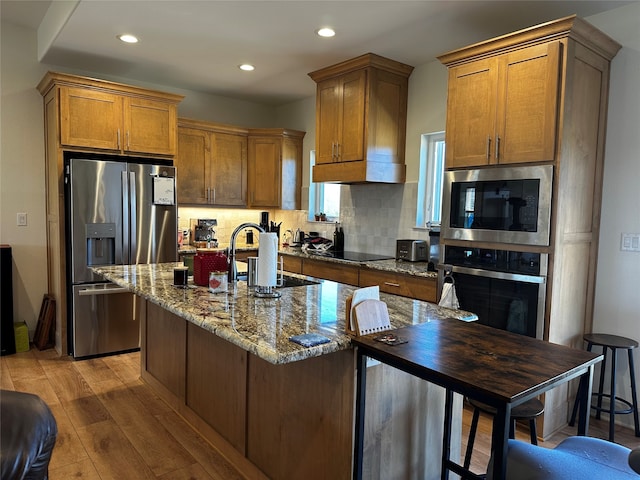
left=208, top=271, right=228, bottom=293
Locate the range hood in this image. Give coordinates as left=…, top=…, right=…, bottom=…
left=308, top=53, right=412, bottom=185
left=312, top=159, right=406, bottom=184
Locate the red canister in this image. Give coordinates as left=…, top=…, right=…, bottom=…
left=193, top=249, right=228, bottom=286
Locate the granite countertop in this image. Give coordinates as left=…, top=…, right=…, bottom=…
left=93, top=263, right=473, bottom=365
left=279, top=246, right=439, bottom=279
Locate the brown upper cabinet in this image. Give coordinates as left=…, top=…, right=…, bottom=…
left=440, top=42, right=561, bottom=168
left=177, top=119, right=248, bottom=206
left=38, top=73, right=182, bottom=157
left=247, top=128, right=305, bottom=210
left=308, top=53, right=413, bottom=184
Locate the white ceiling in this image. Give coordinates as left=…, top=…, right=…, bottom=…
left=1, top=0, right=633, bottom=105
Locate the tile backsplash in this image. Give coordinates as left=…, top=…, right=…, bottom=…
left=179, top=181, right=429, bottom=255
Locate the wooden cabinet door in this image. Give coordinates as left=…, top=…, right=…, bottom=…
left=315, top=78, right=340, bottom=165
left=445, top=58, right=498, bottom=168
left=359, top=269, right=436, bottom=303
left=337, top=70, right=366, bottom=162
left=496, top=41, right=560, bottom=164
left=302, top=259, right=359, bottom=286
left=176, top=127, right=211, bottom=204
left=59, top=87, right=122, bottom=150
left=211, top=132, right=247, bottom=206
left=280, top=136, right=302, bottom=210
left=124, top=97, right=177, bottom=156
left=248, top=136, right=281, bottom=207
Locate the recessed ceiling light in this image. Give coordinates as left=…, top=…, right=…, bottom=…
left=316, top=27, right=336, bottom=38
left=239, top=64, right=255, bottom=71
left=117, top=34, right=139, bottom=44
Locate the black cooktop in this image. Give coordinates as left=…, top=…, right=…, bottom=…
left=309, top=250, right=393, bottom=262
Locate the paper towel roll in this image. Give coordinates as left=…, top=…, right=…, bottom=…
left=257, top=232, right=278, bottom=287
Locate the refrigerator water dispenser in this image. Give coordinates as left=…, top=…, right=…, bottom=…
left=86, top=223, right=116, bottom=266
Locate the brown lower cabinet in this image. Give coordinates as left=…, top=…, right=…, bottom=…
left=301, top=257, right=360, bottom=285
left=359, top=268, right=436, bottom=303
left=282, top=254, right=437, bottom=302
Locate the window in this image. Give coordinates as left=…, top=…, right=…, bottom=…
left=416, top=132, right=445, bottom=228
left=309, top=151, right=340, bottom=221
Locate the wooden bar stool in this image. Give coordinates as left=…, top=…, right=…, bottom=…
left=464, top=397, right=544, bottom=470
left=569, top=333, right=640, bottom=442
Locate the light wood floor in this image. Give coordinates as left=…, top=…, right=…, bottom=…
left=2, top=348, right=639, bottom=479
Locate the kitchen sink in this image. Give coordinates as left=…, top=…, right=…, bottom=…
left=278, top=275, right=320, bottom=288
left=236, top=273, right=320, bottom=288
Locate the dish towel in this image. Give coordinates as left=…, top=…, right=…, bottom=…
left=439, top=282, right=460, bottom=309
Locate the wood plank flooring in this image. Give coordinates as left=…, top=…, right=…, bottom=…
left=1, top=348, right=245, bottom=480
left=2, top=348, right=639, bottom=479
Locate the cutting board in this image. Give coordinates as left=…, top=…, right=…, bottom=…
left=352, top=299, right=391, bottom=336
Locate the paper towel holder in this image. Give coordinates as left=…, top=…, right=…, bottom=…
left=252, top=257, right=284, bottom=298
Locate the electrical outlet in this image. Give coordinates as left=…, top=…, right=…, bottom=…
left=16, top=212, right=27, bottom=226
left=621, top=233, right=640, bottom=252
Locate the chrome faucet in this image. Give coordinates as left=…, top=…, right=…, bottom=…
left=228, top=222, right=265, bottom=282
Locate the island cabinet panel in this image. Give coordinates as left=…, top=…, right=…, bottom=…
left=246, top=351, right=355, bottom=480
left=145, top=302, right=186, bottom=400
left=359, top=269, right=437, bottom=303
left=302, top=258, right=359, bottom=285
left=363, top=363, right=460, bottom=480
left=186, top=323, right=247, bottom=454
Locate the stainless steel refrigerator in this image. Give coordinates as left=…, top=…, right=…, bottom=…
left=65, top=156, right=177, bottom=358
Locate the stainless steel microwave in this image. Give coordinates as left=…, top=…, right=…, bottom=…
left=441, top=165, right=553, bottom=246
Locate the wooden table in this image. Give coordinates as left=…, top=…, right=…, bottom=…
left=351, top=319, right=603, bottom=480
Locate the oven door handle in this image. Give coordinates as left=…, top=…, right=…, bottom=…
left=448, top=265, right=546, bottom=284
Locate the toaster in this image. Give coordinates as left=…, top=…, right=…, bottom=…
left=396, top=240, right=428, bottom=262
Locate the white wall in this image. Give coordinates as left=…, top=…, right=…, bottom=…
left=588, top=3, right=640, bottom=431
left=1, top=22, right=49, bottom=332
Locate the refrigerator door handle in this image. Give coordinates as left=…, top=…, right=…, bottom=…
left=129, top=171, right=137, bottom=263
left=122, top=171, right=130, bottom=264
left=78, top=286, right=130, bottom=296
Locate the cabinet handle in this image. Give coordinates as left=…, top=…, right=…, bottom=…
left=332, top=142, right=336, bottom=160
left=486, top=136, right=491, bottom=160
left=117, top=129, right=121, bottom=149
left=495, top=136, right=500, bottom=161
left=336, top=142, right=340, bottom=161
left=126, top=131, right=130, bottom=150
left=212, top=188, right=216, bottom=204
left=383, top=282, right=401, bottom=288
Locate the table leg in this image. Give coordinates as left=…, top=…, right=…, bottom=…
left=353, top=348, right=367, bottom=480
left=577, top=365, right=595, bottom=436
left=441, top=389, right=453, bottom=480
left=491, top=403, right=511, bottom=480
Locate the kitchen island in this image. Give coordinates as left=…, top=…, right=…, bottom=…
left=94, top=262, right=474, bottom=480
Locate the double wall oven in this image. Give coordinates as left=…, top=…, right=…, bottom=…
left=439, top=165, right=553, bottom=339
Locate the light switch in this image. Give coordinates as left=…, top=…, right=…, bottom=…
left=621, top=233, right=640, bottom=252
left=16, top=212, right=27, bottom=226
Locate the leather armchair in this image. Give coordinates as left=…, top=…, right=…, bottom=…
left=0, top=390, right=58, bottom=480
